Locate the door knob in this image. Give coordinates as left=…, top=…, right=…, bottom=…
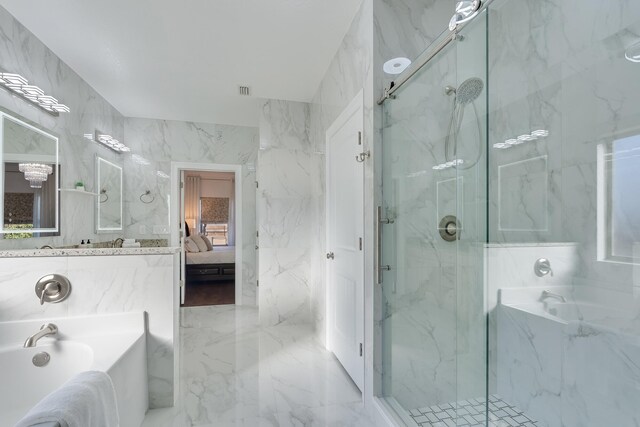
left=326, top=252, right=335, bottom=260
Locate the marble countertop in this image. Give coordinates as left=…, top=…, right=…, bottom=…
left=0, top=246, right=180, bottom=258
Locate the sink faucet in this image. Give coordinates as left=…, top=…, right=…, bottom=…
left=24, top=323, right=58, bottom=348
left=540, top=289, right=566, bottom=303
left=113, top=238, right=124, bottom=248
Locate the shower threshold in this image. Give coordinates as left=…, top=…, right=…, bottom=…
left=407, top=395, right=539, bottom=427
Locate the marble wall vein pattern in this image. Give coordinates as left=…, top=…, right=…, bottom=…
left=0, top=253, right=176, bottom=408
left=258, top=99, right=320, bottom=326
left=124, top=118, right=259, bottom=305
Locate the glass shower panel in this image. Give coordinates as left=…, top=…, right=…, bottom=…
left=488, top=0, right=640, bottom=426
left=380, top=11, right=488, bottom=425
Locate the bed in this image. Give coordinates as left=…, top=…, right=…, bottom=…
left=185, top=246, right=235, bottom=284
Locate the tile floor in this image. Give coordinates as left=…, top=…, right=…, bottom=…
left=142, top=305, right=385, bottom=427
left=409, top=395, right=539, bottom=427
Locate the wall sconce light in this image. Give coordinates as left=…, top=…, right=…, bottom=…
left=0, top=71, right=70, bottom=116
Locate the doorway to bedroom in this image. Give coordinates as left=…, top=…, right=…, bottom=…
left=177, top=165, right=243, bottom=307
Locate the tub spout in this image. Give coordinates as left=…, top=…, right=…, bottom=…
left=540, top=290, right=566, bottom=303
left=24, top=323, right=58, bottom=348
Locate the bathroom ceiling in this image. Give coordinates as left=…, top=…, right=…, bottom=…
left=0, top=0, right=363, bottom=127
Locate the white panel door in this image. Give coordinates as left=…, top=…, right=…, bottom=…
left=326, top=91, right=364, bottom=391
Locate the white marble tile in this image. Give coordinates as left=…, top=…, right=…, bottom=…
left=257, top=99, right=320, bottom=327
left=0, top=256, right=69, bottom=321
left=143, top=305, right=387, bottom=427
left=0, top=253, right=176, bottom=409
left=124, top=118, right=259, bottom=306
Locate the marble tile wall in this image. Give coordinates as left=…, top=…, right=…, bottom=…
left=0, top=5, right=125, bottom=249
left=257, top=99, right=319, bottom=326
left=487, top=0, right=640, bottom=409
left=498, top=292, right=640, bottom=426
left=487, top=0, right=640, bottom=292
left=0, top=253, right=176, bottom=408
left=123, top=118, right=259, bottom=305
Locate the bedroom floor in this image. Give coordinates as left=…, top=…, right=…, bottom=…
left=142, top=305, right=385, bottom=427
left=182, top=280, right=235, bottom=306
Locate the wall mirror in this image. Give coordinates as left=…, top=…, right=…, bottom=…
left=95, top=156, right=123, bottom=233
left=0, top=111, right=59, bottom=239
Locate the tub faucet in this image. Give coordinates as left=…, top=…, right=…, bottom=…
left=24, top=323, right=58, bottom=348
left=540, top=290, right=566, bottom=303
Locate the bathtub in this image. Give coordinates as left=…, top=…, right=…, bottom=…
left=497, top=286, right=640, bottom=427
left=0, top=312, right=148, bottom=427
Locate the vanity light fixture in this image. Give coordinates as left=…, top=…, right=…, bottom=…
left=493, top=129, right=549, bottom=150
left=0, top=71, right=70, bottom=116
left=19, top=163, right=53, bottom=188
left=432, top=159, right=464, bottom=170
left=85, top=130, right=130, bottom=153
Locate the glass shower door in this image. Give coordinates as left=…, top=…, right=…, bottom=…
left=380, top=11, right=488, bottom=425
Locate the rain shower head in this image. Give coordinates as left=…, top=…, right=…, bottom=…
left=454, top=77, right=484, bottom=104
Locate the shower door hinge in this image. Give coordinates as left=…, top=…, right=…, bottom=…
left=359, top=343, right=363, bottom=357
left=359, top=237, right=362, bottom=251
left=180, top=181, right=184, bottom=189
left=179, top=280, right=184, bottom=288
left=358, top=131, right=362, bottom=145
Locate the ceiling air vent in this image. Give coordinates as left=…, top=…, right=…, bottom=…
left=238, top=85, right=251, bottom=96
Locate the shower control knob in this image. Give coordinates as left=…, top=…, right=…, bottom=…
left=326, top=252, right=335, bottom=260
left=35, top=274, right=72, bottom=305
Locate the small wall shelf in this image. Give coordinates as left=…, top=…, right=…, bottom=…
left=59, top=188, right=99, bottom=196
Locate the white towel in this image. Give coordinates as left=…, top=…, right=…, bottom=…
left=15, top=370, right=119, bottom=427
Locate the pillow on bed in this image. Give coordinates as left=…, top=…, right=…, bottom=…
left=184, top=237, right=200, bottom=253
left=191, top=234, right=209, bottom=252
left=201, top=234, right=213, bottom=251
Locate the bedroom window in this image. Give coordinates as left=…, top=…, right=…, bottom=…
left=201, top=197, right=230, bottom=246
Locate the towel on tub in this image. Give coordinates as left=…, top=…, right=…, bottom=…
left=15, top=370, right=119, bottom=427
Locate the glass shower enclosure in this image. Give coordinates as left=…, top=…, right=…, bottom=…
left=378, top=0, right=640, bottom=426
left=380, top=9, right=489, bottom=426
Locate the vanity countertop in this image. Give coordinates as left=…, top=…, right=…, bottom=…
left=0, top=246, right=180, bottom=258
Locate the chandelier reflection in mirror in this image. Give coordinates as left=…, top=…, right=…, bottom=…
left=18, top=162, right=53, bottom=188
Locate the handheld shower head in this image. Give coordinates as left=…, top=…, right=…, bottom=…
left=454, top=77, right=484, bottom=104
left=441, top=77, right=485, bottom=170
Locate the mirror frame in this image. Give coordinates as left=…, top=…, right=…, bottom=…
left=95, top=156, right=123, bottom=233
left=0, top=110, right=59, bottom=235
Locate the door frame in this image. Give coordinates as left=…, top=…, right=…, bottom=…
left=325, top=89, right=365, bottom=375
left=170, top=161, right=243, bottom=306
